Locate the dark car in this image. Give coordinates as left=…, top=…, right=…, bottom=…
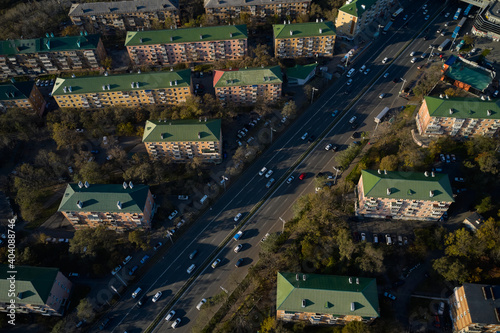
left=308, top=135, right=315, bottom=143
left=393, top=78, right=399, bottom=83
left=393, top=279, right=405, bottom=288
left=351, top=132, right=361, bottom=139
left=351, top=122, right=359, bottom=129
left=91, top=149, right=100, bottom=154
left=235, top=258, right=243, bottom=267
left=331, top=145, right=338, bottom=152
left=99, top=318, right=110, bottom=330
left=137, top=296, right=147, bottom=307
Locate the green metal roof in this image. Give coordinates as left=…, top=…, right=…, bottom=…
left=0, top=34, right=101, bottom=56
left=445, top=57, right=493, bottom=91
left=0, top=265, right=60, bottom=305
left=125, top=25, right=247, bottom=46
left=273, top=21, right=336, bottom=39
left=277, top=272, right=380, bottom=319
left=213, top=66, right=282, bottom=87
left=286, top=64, right=317, bottom=80
left=339, top=0, right=378, bottom=17
left=424, top=96, right=500, bottom=120
left=52, top=69, right=191, bottom=96
left=143, top=119, right=221, bottom=142
left=0, top=81, right=34, bottom=101
left=361, top=170, right=454, bottom=202
left=58, top=183, right=151, bottom=214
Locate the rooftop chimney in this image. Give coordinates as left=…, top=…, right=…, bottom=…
left=349, top=277, right=352, bottom=284
left=117, top=201, right=122, bottom=209
left=356, top=278, right=359, bottom=284
left=424, top=171, right=429, bottom=177
left=429, top=190, right=434, bottom=198
left=387, top=188, right=391, bottom=195
left=78, top=181, right=83, bottom=188
left=301, top=299, right=306, bottom=307
left=351, top=302, right=355, bottom=311
left=200, top=34, right=203, bottom=40
left=129, top=181, right=134, bottom=189
left=296, top=274, right=299, bottom=281
left=384, top=169, right=387, bottom=175
left=107, top=84, right=110, bottom=90
left=289, top=30, right=293, bottom=36
left=63, top=86, right=67, bottom=93
left=131, top=82, right=135, bottom=88
left=170, top=36, right=173, bottom=41
left=303, top=274, right=306, bottom=281
left=84, top=181, right=89, bottom=188
left=377, top=169, right=381, bottom=174
left=431, top=171, right=435, bottom=177
left=68, top=86, right=72, bottom=93
left=102, top=85, right=106, bottom=91
left=198, top=132, right=201, bottom=139
left=77, top=200, right=83, bottom=209
left=319, top=28, right=323, bottom=34
left=139, top=38, right=143, bottom=43
left=487, top=109, right=492, bottom=116
left=135, top=82, right=139, bottom=88
left=449, top=108, right=454, bottom=115
left=123, top=181, right=128, bottom=189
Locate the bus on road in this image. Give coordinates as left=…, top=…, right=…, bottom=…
left=383, top=21, right=393, bottom=34
left=392, top=7, right=403, bottom=20
left=463, top=4, right=473, bottom=16
left=454, top=8, right=462, bottom=20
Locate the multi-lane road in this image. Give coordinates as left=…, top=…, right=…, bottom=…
left=102, top=1, right=458, bottom=332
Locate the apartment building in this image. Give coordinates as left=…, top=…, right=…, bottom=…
left=442, top=55, right=494, bottom=93
left=0, top=81, right=46, bottom=116
left=277, top=272, right=379, bottom=326
left=336, top=0, right=391, bottom=38
left=51, top=69, right=191, bottom=109
left=58, top=182, right=155, bottom=231
left=204, top=0, right=311, bottom=22
left=472, top=1, right=500, bottom=41
left=143, top=119, right=222, bottom=162
left=273, top=21, right=336, bottom=58
left=68, top=0, right=180, bottom=33
left=449, top=283, right=500, bottom=332
left=125, top=25, right=248, bottom=66
left=0, top=265, right=72, bottom=316
left=415, top=96, right=500, bottom=138
left=0, top=34, right=106, bottom=78
left=213, top=66, right=282, bottom=105
left=356, top=169, right=454, bottom=221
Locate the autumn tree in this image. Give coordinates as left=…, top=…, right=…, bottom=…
left=379, top=155, right=398, bottom=171
left=76, top=298, right=95, bottom=321
left=282, top=100, right=297, bottom=119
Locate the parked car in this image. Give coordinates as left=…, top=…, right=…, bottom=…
left=384, top=291, right=397, bottom=300
left=234, top=213, right=242, bottom=222
left=266, top=178, right=275, bottom=188
left=152, top=291, right=163, bottom=302
left=168, top=210, right=178, bottom=220
left=171, top=318, right=181, bottom=328
left=235, top=258, right=243, bottom=267
left=211, top=259, right=221, bottom=268
left=286, top=176, right=295, bottom=184
left=140, top=255, right=150, bottom=264
left=299, top=173, right=306, bottom=180
left=259, top=167, right=267, bottom=176
left=325, top=144, right=333, bottom=151
left=234, top=244, right=242, bottom=253
left=382, top=57, right=388, bottom=64
left=99, top=318, right=110, bottom=330
left=165, top=310, right=175, bottom=321
left=154, top=242, right=163, bottom=251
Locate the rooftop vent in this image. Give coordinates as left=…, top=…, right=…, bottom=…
left=63, top=86, right=67, bottom=93
left=356, top=278, right=359, bottom=284
left=319, top=28, right=323, bottom=34
left=78, top=181, right=83, bottom=188
left=175, top=80, right=178, bottom=86
left=487, top=109, right=492, bottom=116
left=449, top=108, right=453, bottom=115
left=139, top=38, right=143, bottom=43
left=351, top=302, right=355, bottom=311
left=84, top=181, right=89, bottom=188
left=117, top=201, right=122, bottom=210
left=107, top=84, right=110, bottom=90
left=289, top=30, right=293, bottom=36
left=349, top=277, right=352, bottom=284
left=387, top=188, right=391, bottom=195
left=301, top=299, right=306, bottom=307
left=429, top=190, right=434, bottom=198
left=303, top=274, right=307, bottom=281
left=445, top=94, right=449, bottom=99
left=76, top=200, right=83, bottom=209
left=316, top=18, right=319, bottom=23
left=76, top=40, right=81, bottom=48
left=296, top=274, right=299, bottom=281
left=102, top=85, right=106, bottom=91
left=68, top=86, right=72, bottom=93
left=123, top=181, right=128, bottom=189
left=135, top=82, right=140, bottom=88
left=230, top=33, right=233, bottom=37
left=431, top=171, right=435, bottom=177
left=170, top=36, right=173, bottom=41
left=170, top=81, right=173, bottom=86
left=424, top=171, right=429, bottom=177
left=384, top=169, right=387, bottom=175
left=377, top=169, right=381, bottom=174
left=198, top=132, right=201, bottom=139
left=200, top=34, right=203, bottom=40
left=129, top=181, right=134, bottom=189
left=131, top=82, right=135, bottom=88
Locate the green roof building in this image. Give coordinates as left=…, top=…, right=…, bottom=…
left=336, top=0, right=386, bottom=37
left=0, top=264, right=72, bottom=316
left=273, top=21, right=335, bottom=58
left=286, top=63, right=317, bottom=86
left=0, top=34, right=106, bottom=78
left=52, top=70, right=192, bottom=109
left=143, top=119, right=222, bottom=162
left=58, top=182, right=155, bottom=230
left=0, top=81, right=46, bottom=116
left=125, top=25, right=248, bottom=65
left=276, top=272, right=379, bottom=325
left=357, top=170, right=454, bottom=221
left=213, top=66, right=282, bottom=105
left=416, top=96, right=500, bottom=138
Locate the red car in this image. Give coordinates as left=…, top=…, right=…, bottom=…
left=299, top=173, right=306, bottom=180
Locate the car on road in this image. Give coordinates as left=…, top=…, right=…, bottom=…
left=165, top=310, right=176, bottom=321
left=234, top=213, right=242, bottom=222
left=299, top=173, right=306, bottom=180
left=211, top=259, right=221, bottom=268
left=265, top=169, right=273, bottom=178
left=258, top=167, right=267, bottom=176
left=128, top=265, right=138, bottom=276
left=454, top=177, right=465, bottom=182
left=403, top=14, right=408, bottom=20
left=411, top=57, right=417, bottom=63
left=99, top=318, right=110, bottom=330
left=189, top=249, right=198, bottom=259
left=137, top=296, right=147, bottom=307
left=152, top=291, right=162, bottom=302
left=111, top=265, right=122, bottom=275
left=445, top=12, right=450, bottom=18
left=383, top=72, right=389, bottom=78
left=384, top=291, right=397, bottom=300
left=359, top=65, right=366, bottom=72
left=325, top=144, right=333, bottom=151
left=351, top=132, right=361, bottom=139
left=379, top=93, right=386, bottom=99
left=168, top=210, right=178, bottom=220
left=373, top=234, right=379, bottom=243
left=235, top=258, right=243, bottom=267
left=445, top=21, right=450, bottom=26
left=423, top=9, right=428, bottom=15
left=301, top=132, right=308, bottom=140
left=425, top=15, right=429, bottom=20
left=346, top=78, right=353, bottom=85
left=196, top=298, right=207, bottom=310
left=171, top=318, right=181, bottom=329
left=364, top=68, right=370, bottom=75
left=451, top=154, right=456, bottom=162
left=382, top=57, right=388, bottom=64
left=234, top=244, right=242, bottom=253
left=361, top=233, right=366, bottom=241
left=266, top=178, right=275, bottom=188
left=331, top=109, right=339, bottom=117
left=140, top=255, right=149, bottom=264
left=286, top=176, right=295, bottom=184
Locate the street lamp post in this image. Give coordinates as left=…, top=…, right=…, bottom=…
left=311, top=87, right=318, bottom=105
left=270, top=127, right=276, bottom=142
left=221, top=175, right=228, bottom=191
left=399, top=78, right=407, bottom=96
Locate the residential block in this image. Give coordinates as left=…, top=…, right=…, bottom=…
left=449, top=283, right=500, bottom=333
left=125, top=25, right=248, bottom=66
left=143, top=119, right=222, bottom=162
left=336, top=0, right=390, bottom=38
left=58, top=182, right=155, bottom=231
left=51, top=69, right=192, bottom=109
left=0, top=34, right=107, bottom=78
left=68, top=0, right=180, bottom=33
left=276, top=272, right=380, bottom=325
left=415, top=96, right=500, bottom=138
left=356, top=170, right=454, bottom=221
left=0, top=81, right=46, bottom=116
left=0, top=265, right=72, bottom=316
left=273, top=21, right=336, bottom=58
left=472, top=1, right=500, bottom=41
left=204, top=0, right=311, bottom=22
left=213, top=66, right=282, bottom=105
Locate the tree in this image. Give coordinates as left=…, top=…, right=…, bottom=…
left=260, top=316, right=275, bottom=333
left=50, top=122, right=80, bottom=149
left=76, top=298, right=95, bottom=321
left=102, top=57, right=113, bottom=70
left=476, top=196, right=493, bottom=214
left=78, top=162, right=107, bottom=184
left=282, top=101, right=297, bottom=119
left=433, top=256, right=470, bottom=283
left=117, top=122, right=136, bottom=136
left=379, top=155, right=398, bottom=171
left=475, top=152, right=499, bottom=174
left=355, top=243, right=384, bottom=273
left=128, top=230, right=149, bottom=251
left=444, top=228, right=483, bottom=259
left=260, top=232, right=281, bottom=254
left=336, top=228, right=356, bottom=261
left=61, top=25, right=80, bottom=36
left=342, top=321, right=370, bottom=333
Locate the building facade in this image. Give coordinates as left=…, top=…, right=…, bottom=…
left=0, top=34, right=106, bottom=78
left=336, top=0, right=391, bottom=38
left=472, top=1, right=500, bottom=41
left=125, top=25, right=248, bottom=66
left=0, top=81, right=46, bottom=116
left=276, top=272, right=379, bottom=326
left=415, top=96, right=500, bottom=138
left=273, top=21, right=336, bottom=58
left=213, top=66, right=282, bottom=105
left=356, top=170, right=454, bottom=221
left=51, top=69, right=191, bottom=109
left=449, top=283, right=500, bottom=333
left=68, top=0, right=180, bottom=33
left=143, top=119, right=222, bottom=162
left=0, top=265, right=72, bottom=316
left=204, top=0, right=311, bottom=22
left=58, top=182, right=155, bottom=231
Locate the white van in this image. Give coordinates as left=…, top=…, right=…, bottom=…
left=187, top=264, right=196, bottom=274
left=122, top=255, right=132, bottom=265
left=346, top=68, right=355, bottom=78
left=132, top=287, right=142, bottom=298
left=199, top=195, right=208, bottom=204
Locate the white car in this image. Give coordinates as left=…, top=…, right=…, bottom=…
left=211, top=258, right=221, bottom=268
left=346, top=78, right=353, bottom=85
left=379, top=93, right=386, bottom=99
left=234, top=213, right=242, bottom=222
left=168, top=210, right=178, bottom=220
left=265, top=169, right=273, bottom=178
left=281, top=116, right=287, bottom=123
left=196, top=298, right=207, bottom=310
left=171, top=318, right=181, bottom=329
left=382, top=57, right=388, bottom=64
left=259, top=167, right=267, bottom=176
left=359, top=65, right=366, bottom=72
left=165, top=310, right=175, bottom=321
left=152, top=291, right=163, bottom=303
left=325, top=144, right=333, bottom=151
left=234, top=244, right=242, bottom=253
left=286, top=176, right=295, bottom=184
left=411, top=57, right=417, bottom=63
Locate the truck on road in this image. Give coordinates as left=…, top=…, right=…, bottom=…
left=233, top=231, right=243, bottom=241
left=438, top=39, right=451, bottom=51
left=374, top=107, right=390, bottom=123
